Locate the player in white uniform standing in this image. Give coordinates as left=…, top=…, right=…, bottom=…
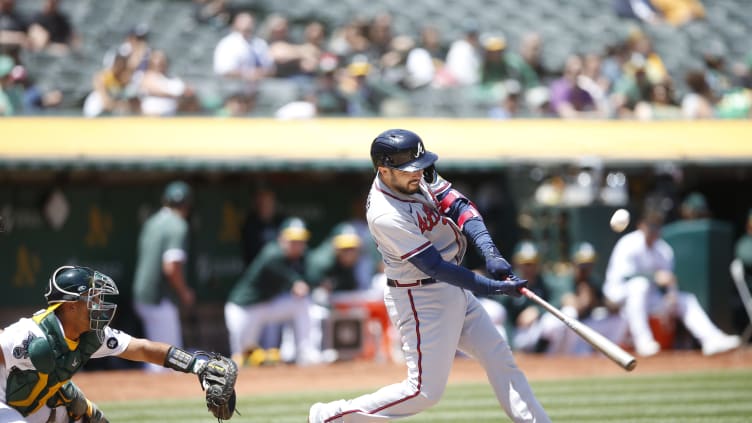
left=0, top=265, right=232, bottom=423
left=309, top=129, right=549, bottom=422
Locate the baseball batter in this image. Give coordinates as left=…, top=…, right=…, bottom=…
left=308, top=129, right=549, bottom=422
left=0, top=265, right=236, bottom=423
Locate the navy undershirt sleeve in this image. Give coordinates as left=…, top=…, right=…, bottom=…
left=408, top=246, right=499, bottom=295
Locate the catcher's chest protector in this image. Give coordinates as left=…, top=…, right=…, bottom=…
left=6, top=311, right=101, bottom=416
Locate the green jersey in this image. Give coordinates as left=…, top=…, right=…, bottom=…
left=227, top=241, right=306, bottom=305
left=132, top=207, right=188, bottom=304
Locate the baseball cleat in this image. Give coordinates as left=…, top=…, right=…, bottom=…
left=635, top=339, right=660, bottom=357
left=702, top=334, right=741, bottom=356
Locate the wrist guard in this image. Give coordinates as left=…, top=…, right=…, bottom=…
left=164, top=346, right=206, bottom=374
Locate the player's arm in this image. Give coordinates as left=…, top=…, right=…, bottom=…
left=163, top=250, right=195, bottom=307
left=408, top=247, right=525, bottom=297
left=436, top=188, right=512, bottom=280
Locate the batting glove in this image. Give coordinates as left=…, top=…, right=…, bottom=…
left=491, top=275, right=527, bottom=297
left=485, top=253, right=512, bottom=280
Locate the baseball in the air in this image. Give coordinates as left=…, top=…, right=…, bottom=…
left=610, top=208, right=630, bottom=233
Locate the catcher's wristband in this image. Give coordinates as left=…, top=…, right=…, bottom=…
left=164, top=346, right=206, bottom=374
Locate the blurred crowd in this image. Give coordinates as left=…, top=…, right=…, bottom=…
left=1, top=0, right=751, bottom=118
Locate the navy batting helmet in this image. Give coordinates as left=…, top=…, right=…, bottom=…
left=370, top=129, right=438, bottom=172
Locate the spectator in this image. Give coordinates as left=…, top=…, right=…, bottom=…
left=379, top=35, right=416, bottom=90
left=417, top=25, right=447, bottom=63
left=625, top=30, right=668, bottom=86
left=299, top=21, right=326, bottom=76
left=0, top=54, right=22, bottom=115
left=367, top=12, right=394, bottom=62
left=27, top=0, right=76, bottom=55
left=225, top=217, right=320, bottom=366
left=327, top=17, right=370, bottom=65
left=479, top=34, right=517, bottom=88
left=215, top=91, right=255, bottom=116
left=703, top=48, right=732, bottom=98
left=548, top=54, right=603, bottom=119
left=444, top=20, right=482, bottom=86
left=682, top=69, right=716, bottom=119
left=634, top=81, right=682, bottom=120
left=340, top=59, right=389, bottom=116
left=488, top=80, right=522, bottom=119
left=192, top=0, right=230, bottom=29
left=312, top=53, right=348, bottom=116
left=0, top=0, right=28, bottom=53
left=265, top=14, right=305, bottom=78
left=613, top=0, right=663, bottom=25
left=213, top=12, right=275, bottom=88
left=567, top=242, right=627, bottom=355
left=102, top=24, right=152, bottom=74
left=132, top=181, right=196, bottom=372
left=513, top=32, right=550, bottom=88
left=12, top=62, right=63, bottom=113
left=138, top=50, right=195, bottom=116
left=651, top=0, right=705, bottom=27
left=403, top=27, right=441, bottom=90
left=83, top=47, right=137, bottom=117
left=603, top=207, right=741, bottom=356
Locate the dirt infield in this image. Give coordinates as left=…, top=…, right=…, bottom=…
left=76, top=348, right=752, bottom=403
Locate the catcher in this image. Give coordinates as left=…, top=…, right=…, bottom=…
left=0, top=265, right=238, bottom=423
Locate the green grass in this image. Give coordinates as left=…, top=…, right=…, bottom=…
left=101, top=369, right=752, bottom=422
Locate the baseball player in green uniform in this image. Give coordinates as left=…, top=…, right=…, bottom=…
left=132, top=181, right=195, bottom=372
left=225, top=217, right=320, bottom=366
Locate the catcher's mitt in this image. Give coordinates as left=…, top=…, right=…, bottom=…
left=197, top=353, right=238, bottom=421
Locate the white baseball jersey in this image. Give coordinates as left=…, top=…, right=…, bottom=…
left=1, top=313, right=131, bottom=419
left=367, top=173, right=467, bottom=281
left=309, top=172, right=549, bottom=422
left=603, top=229, right=674, bottom=304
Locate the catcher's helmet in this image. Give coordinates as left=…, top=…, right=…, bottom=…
left=45, top=265, right=119, bottom=341
left=370, top=129, right=438, bottom=172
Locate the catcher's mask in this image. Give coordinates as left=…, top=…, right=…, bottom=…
left=370, top=129, right=438, bottom=173
left=45, top=265, right=119, bottom=342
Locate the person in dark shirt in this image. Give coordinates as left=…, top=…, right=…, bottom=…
left=0, top=0, right=28, bottom=53
left=241, top=188, right=286, bottom=266
left=28, top=0, right=75, bottom=54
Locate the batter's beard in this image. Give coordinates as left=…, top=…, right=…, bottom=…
left=396, top=183, right=420, bottom=195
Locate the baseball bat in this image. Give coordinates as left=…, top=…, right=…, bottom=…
left=519, top=287, right=637, bottom=371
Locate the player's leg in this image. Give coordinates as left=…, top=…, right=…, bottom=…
left=458, top=292, right=550, bottom=423
left=258, top=293, right=319, bottom=364
left=0, top=402, right=27, bottom=423
left=133, top=298, right=181, bottom=372
left=224, top=302, right=267, bottom=363
left=623, top=276, right=660, bottom=355
left=0, top=404, right=67, bottom=423
left=478, top=297, right=508, bottom=340
left=675, top=291, right=741, bottom=355
left=309, top=284, right=465, bottom=422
